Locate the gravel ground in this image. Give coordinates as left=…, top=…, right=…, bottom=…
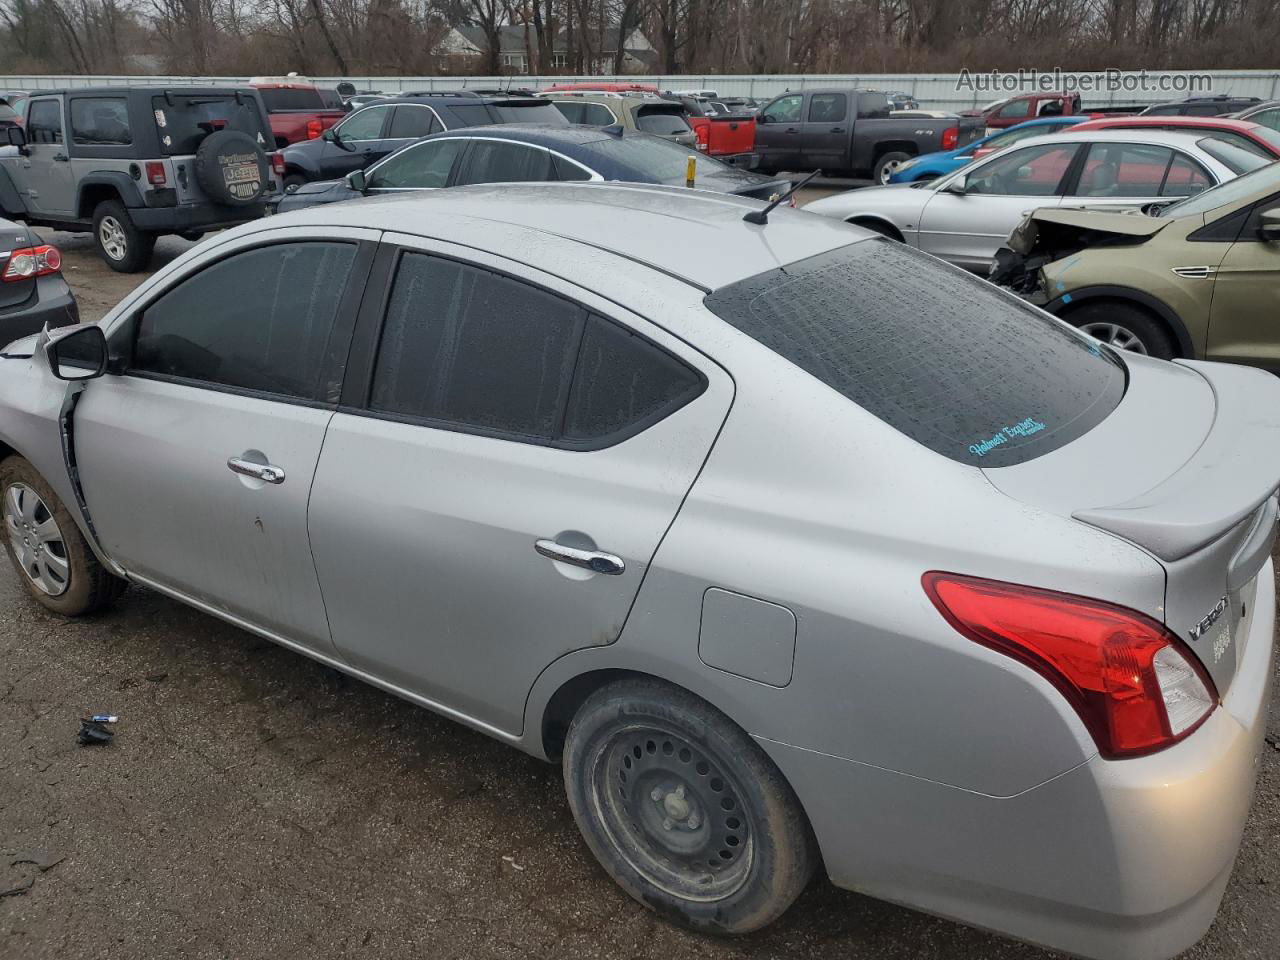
left=1, top=217, right=1276, bottom=960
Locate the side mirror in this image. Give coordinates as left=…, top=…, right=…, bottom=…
left=756, top=113, right=770, bottom=124
left=347, top=169, right=367, bottom=193
left=942, top=175, right=968, bottom=195
left=322, top=127, right=337, bottom=143
left=44, top=325, right=108, bottom=381
left=6, top=126, right=26, bottom=150
left=1259, top=208, right=1280, bottom=242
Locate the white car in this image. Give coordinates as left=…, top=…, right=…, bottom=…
left=804, top=129, right=1269, bottom=271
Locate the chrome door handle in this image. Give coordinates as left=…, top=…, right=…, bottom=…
left=227, top=457, right=286, bottom=484
left=534, top=539, right=625, bottom=575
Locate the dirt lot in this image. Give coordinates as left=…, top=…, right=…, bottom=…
left=2, top=223, right=1277, bottom=960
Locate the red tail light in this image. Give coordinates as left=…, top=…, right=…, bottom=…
left=306, top=119, right=323, bottom=140
left=2, top=244, right=62, bottom=282
left=270, top=152, right=285, bottom=175
left=941, top=127, right=959, bottom=150
left=695, top=125, right=709, bottom=149
left=145, top=161, right=167, bottom=186
left=923, top=573, right=1217, bottom=759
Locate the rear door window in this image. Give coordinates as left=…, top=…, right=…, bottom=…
left=151, top=95, right=267, bottom=154
left=454, top=140, right=554, bottom=184
left=1162, top=153, right=1212, bottom=197
left=1072, top=143, right=1173, bottom=197
left=388, top=105, right=442, bottom=138
left=808, top=94, right=847, bottom=123
left=702, top=240, right=1125, bottom=467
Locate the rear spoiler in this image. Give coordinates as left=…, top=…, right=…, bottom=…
left=1073, top=360, right=1280, bottom=560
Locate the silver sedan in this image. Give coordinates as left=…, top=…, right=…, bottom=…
left=804, top=129, right=1267, bottom=270
left=0, top=183, right=1276, bottom=960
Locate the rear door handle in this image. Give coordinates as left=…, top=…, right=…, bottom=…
left=227, top=457, right=286, bottom=484
left=534, top=539, right=625, bottom=575
left=830, top=127, right=845, bottom=133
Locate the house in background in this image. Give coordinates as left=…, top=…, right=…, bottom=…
left=439, top=25, right=656, bottom=75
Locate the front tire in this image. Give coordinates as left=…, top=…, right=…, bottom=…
left=283, top=174, right=306, bottom=192
left=1067, top=301, right=1177, bottom=359
left=564, top=679, right=816, bottom=934
left=0, top=456, right=124, bottom=616
left=92, top=200, right=155, bottom=273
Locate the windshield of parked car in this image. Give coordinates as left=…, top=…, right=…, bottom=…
left=152, top=94, right=268, bottom=154
left=581, top=135, right=733, bottom=182
left=1195, top=136, right=1268, bottom=174
left=703, top=240, right=1126, bottom=467
left=1156, top=157, right=1280, bottom=218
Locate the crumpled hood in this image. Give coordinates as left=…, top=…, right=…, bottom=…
left=1007, top=207, right=1169, bottom=255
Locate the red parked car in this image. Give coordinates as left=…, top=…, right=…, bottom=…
left=964, top=92, right=1087, bottom=129
left=249, top=78, right=347, bottom=148
left=1069, top=115, right=1280, bottom=159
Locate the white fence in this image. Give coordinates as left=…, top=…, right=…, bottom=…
left=5, top=71, right=1280, bottom=110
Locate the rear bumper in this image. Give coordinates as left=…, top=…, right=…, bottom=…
left=761, top=557, right=1275, bottom=960
left=0, top=274, right=78, bottom=343
left=129, top=201, right=273, bottom=233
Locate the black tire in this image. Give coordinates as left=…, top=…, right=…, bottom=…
left=873, top=150, right=914, bottom=185
left=283, top=174, right=306, bottom=192
left=193, top=129, right=270, bottom=206
left=1066, top=301, right=1177, bottom=359
left=92, top=199, right=155, bottom=273
left=0, top=456, right=125, bottom=616
left=178, top=231, right=205, bottom=242
left=849, top=217, right=902, bottom=241
left=564, top=679, right=816, bottom=935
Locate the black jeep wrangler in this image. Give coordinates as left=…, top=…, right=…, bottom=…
left=0, top=86, right=282, bottom=271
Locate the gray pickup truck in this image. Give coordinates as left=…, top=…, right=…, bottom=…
left=0, top=86, right=281, bottom=271
left=753, top=88, right=985, bottom=183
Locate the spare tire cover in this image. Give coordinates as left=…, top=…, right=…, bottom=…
left=194, top=130, right=269, bottom=206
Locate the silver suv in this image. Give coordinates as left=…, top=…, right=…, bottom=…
left=0, top=86, right=282, bottom=271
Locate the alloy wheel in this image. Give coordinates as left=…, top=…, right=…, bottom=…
left=99, top=216, right=128, bottom=261
left=4, top=483, right=69, bottom=596
left=589, top=723, right=754, bottom=901
left=1079, top=321, right=1149, bottom=355
left=879, top=160, right=904, bottom=184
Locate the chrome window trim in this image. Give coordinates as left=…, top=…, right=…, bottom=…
left=364, top=135, right=603, bottom=190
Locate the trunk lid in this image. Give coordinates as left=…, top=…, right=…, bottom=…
left=984, top=355, right=1280, bottom=694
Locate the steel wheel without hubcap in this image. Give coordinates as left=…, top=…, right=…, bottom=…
left=590, top=724, right=753, bottom=901
left=4, top=483, right=69, bottom=596
left=1079, top=321, right=1149, bottom=355
left=98, top=216, right=127, bottom=261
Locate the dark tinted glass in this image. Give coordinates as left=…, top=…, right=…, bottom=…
left=808, top=94, right=846, bottom=123
left=134, top=243, right=357, bottom=401
left=703, top=240, right=1125, bottom=467
left=554, top=101, right=586, bottom=123
left=367, top=139, right=463, bottom=189
left=490, top=102, right=568, bottom=125
left=564, top=316, right=704, bottom=442
left=70, top=97, right=132, bottom=145
left=455, top=140, right=554, bottom=184
left=371, top=253, right=581, bottom=439
left=634, top=106, right=692, bottom=135
left=0, top=103, right=17, bottom=123
left=336, top=105, right=390, bottom=139
left=552, top=155, right=593, bottom=181
left=260, top=88, right=325, bottom=111
left=27, top=100, right=61, bottom=144
left=581, top=136, right=732, bottom=182
left=856, top=94, right=892, bottom=119
left=152, top=95, right=267, bottom=154
left=389, top=105, right=440, bottom=138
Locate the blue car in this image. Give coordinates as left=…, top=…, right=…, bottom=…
left=887, top=115, right=1092, bottom=183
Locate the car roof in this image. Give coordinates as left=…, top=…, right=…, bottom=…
left=1010, top=128, right=1235, bottom=149
left=1004, top=116, right=1092, bottom=128
left=1076, top=115, right=1264, bottom=132
left=415, top=124, right=619, bottom=147
left=17, top=86, right=258, bottom=97
left=272, top=182, right=865, bottom=291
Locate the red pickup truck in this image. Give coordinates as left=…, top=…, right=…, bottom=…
left=655, top=94, right=757, bottom=159
left=250, top=79, right=347, bottom=148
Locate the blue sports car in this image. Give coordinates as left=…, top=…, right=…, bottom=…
left=887, top=115, right=1092, bottom=183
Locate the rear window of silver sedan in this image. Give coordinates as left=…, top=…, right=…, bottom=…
left=703, top=239, right=1126, bottom=467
